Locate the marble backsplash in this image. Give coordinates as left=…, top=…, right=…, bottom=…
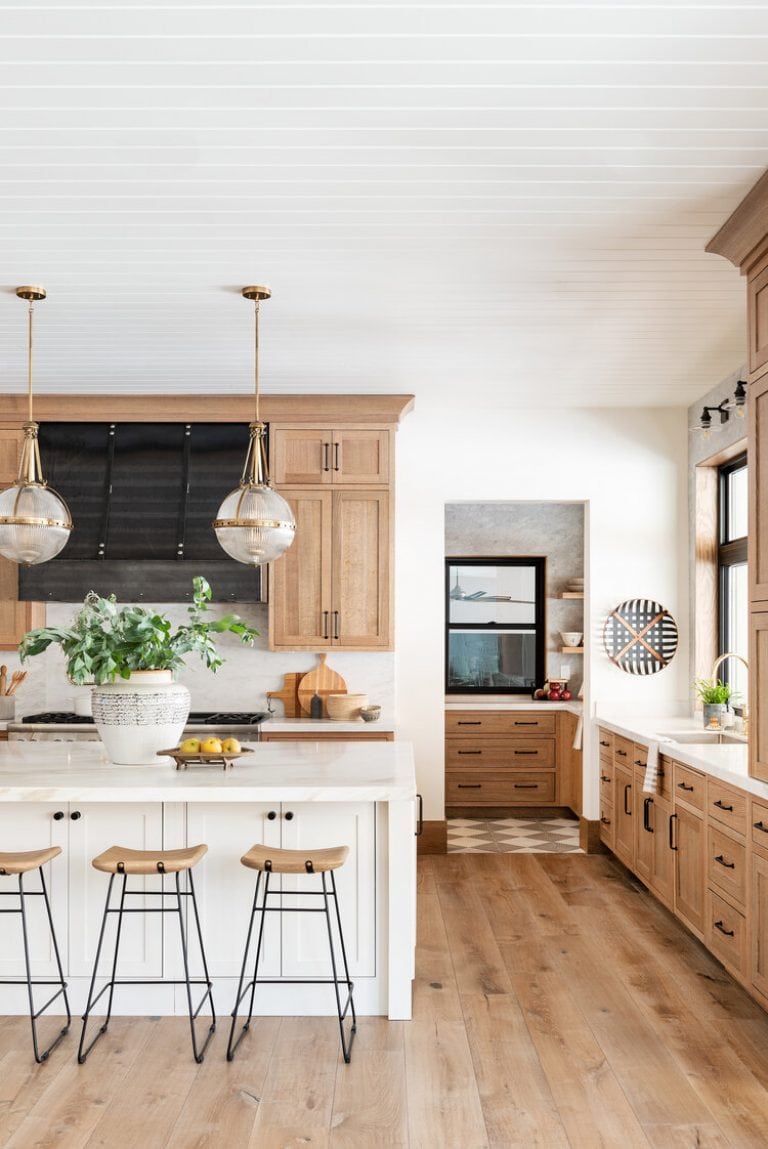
left=5, top=602, right=395, bottom=723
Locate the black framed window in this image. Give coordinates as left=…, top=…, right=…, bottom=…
left=445, top=557, right=546, bottom=694
left=718, top=453, right=748, bottom=702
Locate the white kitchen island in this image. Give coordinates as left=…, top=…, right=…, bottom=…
left=0, top=740, right=417, bottom=1021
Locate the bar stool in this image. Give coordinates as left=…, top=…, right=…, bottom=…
left=78, top=843, right=215, bottom=1065
left=0, top=847, right=70, bottom=1062
left=227, top=843, right=357, bottom=1063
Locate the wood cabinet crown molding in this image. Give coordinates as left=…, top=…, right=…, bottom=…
left=0, top=393, right=415, bottom=426
left=706, top=168, right=768, bottom=271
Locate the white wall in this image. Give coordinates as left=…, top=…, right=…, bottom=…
left=394, top=402, right=690, bottom=821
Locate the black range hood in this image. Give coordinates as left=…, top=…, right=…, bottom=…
left=19, top=422, right=267, bottom=603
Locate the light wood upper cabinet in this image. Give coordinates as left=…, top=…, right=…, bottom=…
left=269, top=488, right=392, bottom=650
left=750, top=610, right=768, bottom=782
left=749, top=378, right=768, bottom=603
left=0, top=427, right=45, bottom=650
left=748, top=253, right=768, bottom=381
left=271, top=427, right=391, bottom=487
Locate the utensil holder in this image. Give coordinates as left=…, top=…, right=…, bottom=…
left=0, top=697, right=17, bottom=720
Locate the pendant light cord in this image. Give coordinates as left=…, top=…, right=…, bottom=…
left=27, top=299, right=34, bottom=424
left=253, top=298, right=260, bottom=425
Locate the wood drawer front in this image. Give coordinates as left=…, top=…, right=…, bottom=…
left=632, top=743, right=648, bottom=770
left=613, top=735, right=633, bottom=766
left=599, top=798, right=615, bottom=850
left=707, top=825, right=747, bottom=904
left=446, top=739, right=555, bottom=769
left=751, top=798, right=768, bottom=849
left=597, top=728, right=614, bottom=762
left=446, top=771, right=555, bottom=805
left=657, top=755, right=673, bottom=802
left=707, top=888, right=747, bottom=978
left=599, top=762, right=614, bottom=801
left=445, top=711, right=555, bottom=736
left=707, top=780, right=748, bottom=837
left=673, top=763, right=706, bottom=812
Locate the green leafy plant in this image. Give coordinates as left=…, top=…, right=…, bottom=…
left=18, top=577, right=258, bottom=685
left=693, top=677, right=732, bottom=705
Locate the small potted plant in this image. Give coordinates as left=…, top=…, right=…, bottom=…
left=693, top=677, right=732, bottom=729
left=19, top=577, right=258, bottom=764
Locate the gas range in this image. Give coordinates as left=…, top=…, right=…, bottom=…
left=9, top=711, right=271, bottom=743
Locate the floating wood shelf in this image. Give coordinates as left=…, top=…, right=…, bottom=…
left=559, top=646, right=584, bottom=654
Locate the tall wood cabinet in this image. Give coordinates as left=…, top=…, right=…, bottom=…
left=0, top=426, right=44, bottom=648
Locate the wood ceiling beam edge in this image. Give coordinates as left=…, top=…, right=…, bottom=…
left=706, top=165, right=768, bottom=270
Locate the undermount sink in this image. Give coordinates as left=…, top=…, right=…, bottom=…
left=656, top=730, right=746, bottom=746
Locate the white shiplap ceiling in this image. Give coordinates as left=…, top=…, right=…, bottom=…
left=0, top=1, right=763, bottom=409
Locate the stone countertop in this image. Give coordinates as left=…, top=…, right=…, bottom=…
left=594, top=714, right=768, bottom=800
left=0, top=740, right=416, bottom=803
left=264, top=718, right=395, bottom=733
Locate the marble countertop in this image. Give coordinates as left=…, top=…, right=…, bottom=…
left=0, top=740, right=416, bottom=803
left=594, top=714, right=768, bottom=800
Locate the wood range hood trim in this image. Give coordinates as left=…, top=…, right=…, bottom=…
left=0, top=393, right=415, bottom=427
left=706, top=168, right=768, bottom=272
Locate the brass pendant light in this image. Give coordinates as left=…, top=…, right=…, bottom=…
left=213, top=286, right=296, bottom=565
left=0, top=288, right=73, bottom=565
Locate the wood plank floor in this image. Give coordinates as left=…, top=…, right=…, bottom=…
left=3, top=852, right=768, bottom=1147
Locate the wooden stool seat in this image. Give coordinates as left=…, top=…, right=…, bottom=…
left=240, top=843, right=349, bottom=874
left=92, top=843, right=208, bottom=875
left=0, top=846, right=61, bottom=875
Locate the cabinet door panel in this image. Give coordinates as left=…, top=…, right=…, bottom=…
left=674, top=805, right=705, bottom=938
left=271, top=428, right=332, bottom=486
left=333, top=430, right=390, bottom=485
left=749, top=378, right=768, bottom=602
left=0, top=803, right=67, bottom=978
left=613, top=764, right=634, bottom=869
left=652, top=796, right=674, bottom=908
left=68, top=803, right=164, bottom=979
left=750, top=610, right=768, bottom=782
left=751, top=851, right=768, bottom=998
left=280, top=802, right=376, bottom=978
left=269, top=490, right=333, bottom=649
left=748, top=261, right=768, bottom=380
left=333, top=489, right=391, bottom=648
left=634, top=793, right=654, bottom=886
left=186, top=803, right=281, bottom=977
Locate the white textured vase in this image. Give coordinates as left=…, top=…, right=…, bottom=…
left=91, top=670, right=191, bottom=765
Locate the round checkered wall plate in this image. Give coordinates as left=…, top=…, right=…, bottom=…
left=603, top=598, right=678, bottom=675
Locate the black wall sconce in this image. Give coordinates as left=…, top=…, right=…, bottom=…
left=695, top=380, right=747, bottom=439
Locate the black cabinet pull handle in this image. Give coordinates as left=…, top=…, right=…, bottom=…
left=332, top=610, right=340, bottom=640
left=616, top=749, right=627, bottom=757
left=677, top=782, right=694, bottom=792
left=514, top=783, right=538, bottom=789
left=600, top=816, right=611, bottom=826
left=669, top=813, right=678, bottom=851
left=513, top=750, right=537, bottom=756
left=322, top=610, right=330, bottom=640
left=754, top=821, right=768, bottom=833
left=599, top=740, right=610, bottom=747
left=70, top=811, right=82, bottom=821
left=53, top=810, right=65, bottom=821
left=714, top=854, right=735, bottom=869
left=267, top=810, right=277, bottom=820
left=601, top=774, right=611, bottom=783
left=334, top=442, right=340, bottom=472
left=514, top=721, right=538, bottom=726
left=457, top=721, right=482, bottom=726
left=713, top=800, right=734, bottom=812
left=415, top=793, right=423, bottom=837
left=624, top=783, right=632, bottom=816
left=634, top=759, right=645, bottom=767
left=643, top=796, right=653, bottom=833
left=714, top=920, right=735, bottom=937
left=284, top=811, right=294, bottom=821
left=458, top=750, right=482, bottom=756
left=323, top=442, right=331, bottom=471
left=458, top=783, right=481, bottom=789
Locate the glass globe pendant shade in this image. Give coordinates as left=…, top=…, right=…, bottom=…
left=0, top=420, right=72, bottom=565
left=214, top=482, right=296, bottom=565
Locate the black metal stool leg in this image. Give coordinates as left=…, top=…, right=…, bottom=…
left=78, top=872, right=121, bottom=1064
left=227, top=869, right=269, bottom=1061
left=176, top=869, right=216, bottom=1063
left=17, top=869, right=71, bottom=1063
left=321, top=871, right=356, bottom=1063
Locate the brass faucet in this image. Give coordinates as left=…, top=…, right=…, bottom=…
left=710, top=652, right=749, bottom=737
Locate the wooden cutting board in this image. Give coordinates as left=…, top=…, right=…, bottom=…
left=266, top=672, right=303, bottom=718
left=298, top=654, right=347, bottom=717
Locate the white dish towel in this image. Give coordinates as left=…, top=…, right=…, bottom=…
left=642, top=741, right=660, bottom=793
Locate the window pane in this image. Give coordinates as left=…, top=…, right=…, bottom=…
left=724, top=561, right=748, bottom=703
left=447, top=630, right=538, bottom=690
left=727, top=465, right=748, bottom=541
left=448, top=563, right=536, bottom=625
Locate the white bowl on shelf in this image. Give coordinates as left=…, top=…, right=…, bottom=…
left=560, top=632, right=583, bottom=647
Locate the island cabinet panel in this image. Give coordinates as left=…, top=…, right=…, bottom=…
left=269, top=488, right=392, bottom=650
left=0, top=801, right=164, bottom=982
left=0, top=426, right=45, bottom=649
left=672, top=804, right=706, bottom=940
left=186, top=801, right=376, bottom=979
left=271, top=426, right=391, bottom=487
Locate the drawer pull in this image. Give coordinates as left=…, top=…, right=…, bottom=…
left=643, top=796, right=653, bottom=833
left=457, top=750, right=482, bottom=755
left=600, top=740, right=610, bottom=747
left=457, top=783, right=481, bottom=789
left=513, top=750, right=537, bottom=756
left=713, top=799, right=734, bottom=812
left=754, top=820, right=768, bottom=834
left=634, top=759, right=646, bottom=767
left=677, top=782, right=695, bottom=792
left=457, top=721, right=482, bottom=726
left=623, top=783, right=632, bottom=816
left=600, top=816, right=611, bottom=826
left=600, top=774, right=611, bottom=783
left=669, top=812, right=678, bottom=851
left=514, top=721, right=539, bottom=726
left=714, top=854, right=735, bottom=869
left=714, top=920, right=735, bottom=938
left=514, top=783, right=538, bottom=790
left=616, top=749, right=628, bottom=757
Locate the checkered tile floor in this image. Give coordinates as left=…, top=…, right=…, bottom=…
left=447, top=816, right=582, bottom=854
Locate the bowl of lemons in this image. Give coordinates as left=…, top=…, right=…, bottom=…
left=158, top=736, right=254, bottom=770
